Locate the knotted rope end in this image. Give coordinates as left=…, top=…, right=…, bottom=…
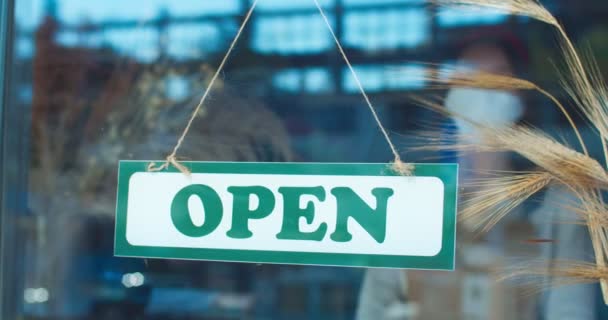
left=147, top=155, right=191, bottom=176
left=147, top=161, right=169, bottom=172
left=390, top=158, right=414, bottom=176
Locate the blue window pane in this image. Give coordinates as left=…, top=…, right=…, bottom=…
left=165, top=75, right=190, bottom=101
left=274, top=69, right=303, bottom=93
left=167, top=23, right=221, bottom=60
left=438, top=7, right=509, bottom=27
left=57, top=29, right=104, bottom=48
left=344, top=9, right=429, bottom=50
left=257, top=0, right=334, bottom=11
left=343, top=65, right=383, bottom=93
left=344, top=63, right=426, bottom=92
left=56, top=31, right=79, bottom=47
left=385, top=64, right=427, bottom=90
left=55, top=0, right=240, bottom=25
left=273, top=68, right=333, bottom=94
left=253, top=15, right=334, bottom=54
left=16, top=36, right=35, bottom=59
left=304, top=68, right=333, bottom=93
left=344, top=0, right=425, bottom=6
left=15, top=0, right=46, bottom=31
left=57, top=27, right=160, bottom=62
left=102, top=28, right=160, bottom=62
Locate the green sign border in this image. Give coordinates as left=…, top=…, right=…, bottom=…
left=115, top=161, right=458, bottom=270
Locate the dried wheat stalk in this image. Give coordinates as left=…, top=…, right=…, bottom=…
left=433, top=0, right=557, bottom=25
left=461, top=171, right=553, bottom=233
left=423, top=66, right=589, bottom=155
left=427, top=0, right=608, bottom=303
left=500, top=260, right=608, bottom=288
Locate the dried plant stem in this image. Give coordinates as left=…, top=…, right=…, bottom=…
left=557, top=20, right=608, bottom=299
left=426, top=68, right=589, bottom=155
left=434, top=0, right=557, bottom=26
left=589, top=220, right=608, bottom=300
left=501, top=260, right=608, bottom=286
left=433, top=0, right=608, bottom=303
left=412, top=96, right=608, bottom=188
left=392, top=61, right=589, bottom=154
left=560, top=27, right=608, bottom=296
left=555, top=187, right=608, bottom=303
left=535, top=87, right=588, bottom=156
left=555, top=24, right=608, bottom=168
left=460, top=171, right=553, bottom=232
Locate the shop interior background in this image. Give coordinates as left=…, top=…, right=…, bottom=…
left=3, top=0, right=608, bottom=319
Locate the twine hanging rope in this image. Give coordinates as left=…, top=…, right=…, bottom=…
left=148, top=0, right=412, bottom=176
left=311, top=0, right=411, bottom=175
left=147, top=0, right=260, bottom=173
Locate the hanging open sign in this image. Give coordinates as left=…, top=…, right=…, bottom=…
left=115, top=161, right=458, bottom=270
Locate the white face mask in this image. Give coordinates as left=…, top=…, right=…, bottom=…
left=445, top=88, right=524, bottom=141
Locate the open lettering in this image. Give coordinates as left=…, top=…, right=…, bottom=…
left=170, top=184, right=394, bottom=243
left=116, top=162, right=456, bottom=269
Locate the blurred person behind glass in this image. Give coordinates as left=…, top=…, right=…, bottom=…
left=357, top=34, right=526, bottom=320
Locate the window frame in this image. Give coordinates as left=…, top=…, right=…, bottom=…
left=1, top=0, right=22, bottom=318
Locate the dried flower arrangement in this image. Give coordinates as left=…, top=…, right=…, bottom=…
left=414, top=0, right=608, bottom=303
left=29, top=24, right=292, bottom=301
left=31, top=51, right=292, bottom=216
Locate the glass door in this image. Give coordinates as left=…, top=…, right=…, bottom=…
left=3, top=1, right=608, bottom=319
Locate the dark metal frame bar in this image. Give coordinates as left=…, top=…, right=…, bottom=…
left=0, top=0, right=21, bottom=318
